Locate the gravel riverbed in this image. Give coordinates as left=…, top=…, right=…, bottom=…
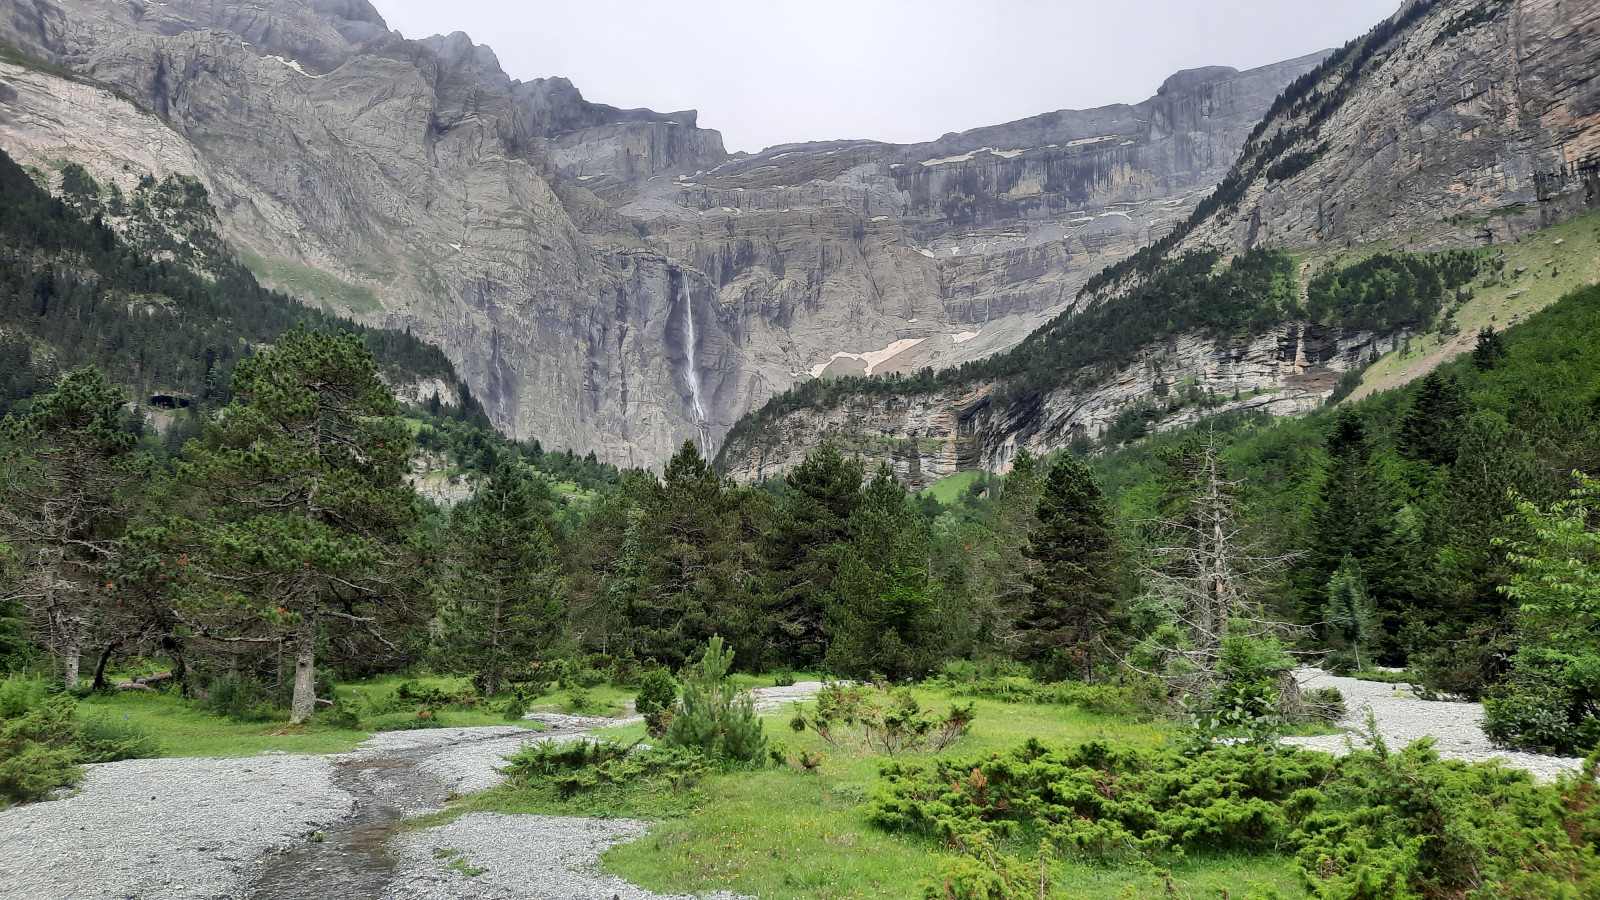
left=1283, top=668, right=1585, bottom=781
left=0, top=684, right=827, bottom=899
left=0, top=754, right=353, bottom=900
left=382, top=814, right=744, bottom=900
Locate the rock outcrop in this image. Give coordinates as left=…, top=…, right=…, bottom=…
left=721, top=325, right=1401, bottom=488
left=719, top=0, right=1600, bottom=482
left=0, top=0, right=1323, bottom=466
left=1184, top=0, right=1600, bottom=253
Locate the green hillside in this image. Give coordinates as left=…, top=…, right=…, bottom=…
left=0, top=147, right=473, bottom=422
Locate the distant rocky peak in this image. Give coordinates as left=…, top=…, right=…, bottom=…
left=1157, top=65, right=1242, bottom=95
left=306, top=0, right=389, bottom=30
left=418, top=31, right=503, bottom=74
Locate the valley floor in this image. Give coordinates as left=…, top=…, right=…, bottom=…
left=0, top=678, right=1579, bottom=900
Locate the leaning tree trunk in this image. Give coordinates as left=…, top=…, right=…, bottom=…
left=289, top=605, right=319, bottom=724
left=91, top=640, right=121, bottom=692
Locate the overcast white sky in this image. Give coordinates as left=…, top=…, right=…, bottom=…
left=372, top=0, right=1402, bottom=153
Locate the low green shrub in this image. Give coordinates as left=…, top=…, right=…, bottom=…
left=1180, top=635, right=1296, bottom=747
left=1050, top=679, right=1161, bottom=718
left=1292, top=739, right=1600, bottom=899
left=772, top=669, right=797, bottom=688
left=75, top=713, right=161, bottom=762
left=0, top=695, right=81, bottom=806
left=201, top=677, right=287, bottom=722
left=871, top=733, right=1600, bottom=898
left=0, top=679, right=164, bottom=806
left=389, top=710, right=449, bottom=730
left=1409, top=630, right=1505, bottom=701
left=395, top=681, right=478, bottom=709
left=936, top=669, right=1161, bottom=718
left=1298, top=687, right=1347, bottom=724
left=934, top=660, right=978, bottom=684
left=870, top=738, right=1331, bottom=863
left=0, top=676, right=48, bottom=718
left=499, top=695, right=529, bottom=721
left=1320, top=650, right=1359, bottom=676
left=503, top=738, right=710, bottom=796
left=535, top=658, right=578, bottom=688
left=635, top=669, right=677, bottom=739
left=609, top=656, right=642, bottom=688
left=790, top=683, right=974, bottom=756
left=941, top=675, right=1049, bottom=704
left=1483, top=647, right=1600, bottom=754
left=1347, top=667, right=1414, bottom=684
left=562, top=688, right=592, bottom=713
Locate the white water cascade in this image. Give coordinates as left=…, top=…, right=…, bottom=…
left=680, top=281, right=710, bottom=448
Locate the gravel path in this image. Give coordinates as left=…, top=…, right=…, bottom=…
left=382, top=814, right=745, bottom=900
left=355, top=726, right=570, bottom=804
left=746, top=681, right=831, bottom=712
left=1283, top=669, right=1585, bottom=781
left=0, top=754, right=353, bottom=900
left=0, top=682, right=829, bottom=900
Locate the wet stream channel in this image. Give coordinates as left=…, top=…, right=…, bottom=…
left=246, top=729, right=578, bottom=900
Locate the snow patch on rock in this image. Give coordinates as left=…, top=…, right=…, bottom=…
left=810, top=339, right=926, bottom=379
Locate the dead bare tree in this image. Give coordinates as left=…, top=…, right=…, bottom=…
left=0, top=369, right=140, bottom=687
left=1134, top=431, right=1305, bottom=704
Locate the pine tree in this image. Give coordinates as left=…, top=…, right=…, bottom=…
left=1472, top=326, right=1509, bottom=371
left=665, top=636, right=766, bottom=763
left=964, top=448, right=1045, bottom=651
left=1016, top=456, right=1121, bottom=681
left=1308, top=407, right=1392, bottom=609
left=1141, top=432, right=1301, bottom=698
left=825, top=464, right=935, bottom=679
left=762, top=442, right=864, bottom=668
left=180, top=328, right=422, bottom=723
left=1396, top=371, right=1470, bottom=467
left=622, top=442, right=767, bottom=668
left=433, top=462, right=564, bottom=697
left=0, top=367, right=140, bottom=688
left=1429, top=414, right=1556, bottom=626
left=1324, top=556, right=1376, bottom=668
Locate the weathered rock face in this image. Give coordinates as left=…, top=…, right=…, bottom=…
left=722, top=324, right=1401, bottom=488
left=0, top=0, right=1322, bottom=466
left=720, top=0, right=1600, bottom=482
left=1184, top=0, right=1600, bottom=253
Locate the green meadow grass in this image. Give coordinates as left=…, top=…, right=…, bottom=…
left=431, top=683, right=1308, bottom=900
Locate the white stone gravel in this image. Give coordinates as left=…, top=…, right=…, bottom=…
left=745, top=680, right=830, bottom=712
left=0, top=754, right=353, bottom=900
left=354, top=725, right=560, bottom=801
left=381, top=813, right=747, bottom=900
left=0, top=683, right=832, bottom=899
left=524, top=712, right=644, bottom=732
left=1284, top=668, right=1585, bottom=781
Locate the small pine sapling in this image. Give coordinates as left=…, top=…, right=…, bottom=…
left=665, top=636, right=766, bottom=764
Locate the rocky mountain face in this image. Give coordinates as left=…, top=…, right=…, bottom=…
left=1184, top=0, right=1600, bottom=254
left=724, top=325, right=1404, bottom=486
left=0, top=0, right=1322, bottom=466
left=718, top=0, right=1600, bottom=485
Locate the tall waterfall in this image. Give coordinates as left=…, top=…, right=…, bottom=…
left=681, top=280, right=709, bottom=448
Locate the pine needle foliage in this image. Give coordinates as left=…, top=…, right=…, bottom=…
left=664, top=636, right=766, bottom=764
